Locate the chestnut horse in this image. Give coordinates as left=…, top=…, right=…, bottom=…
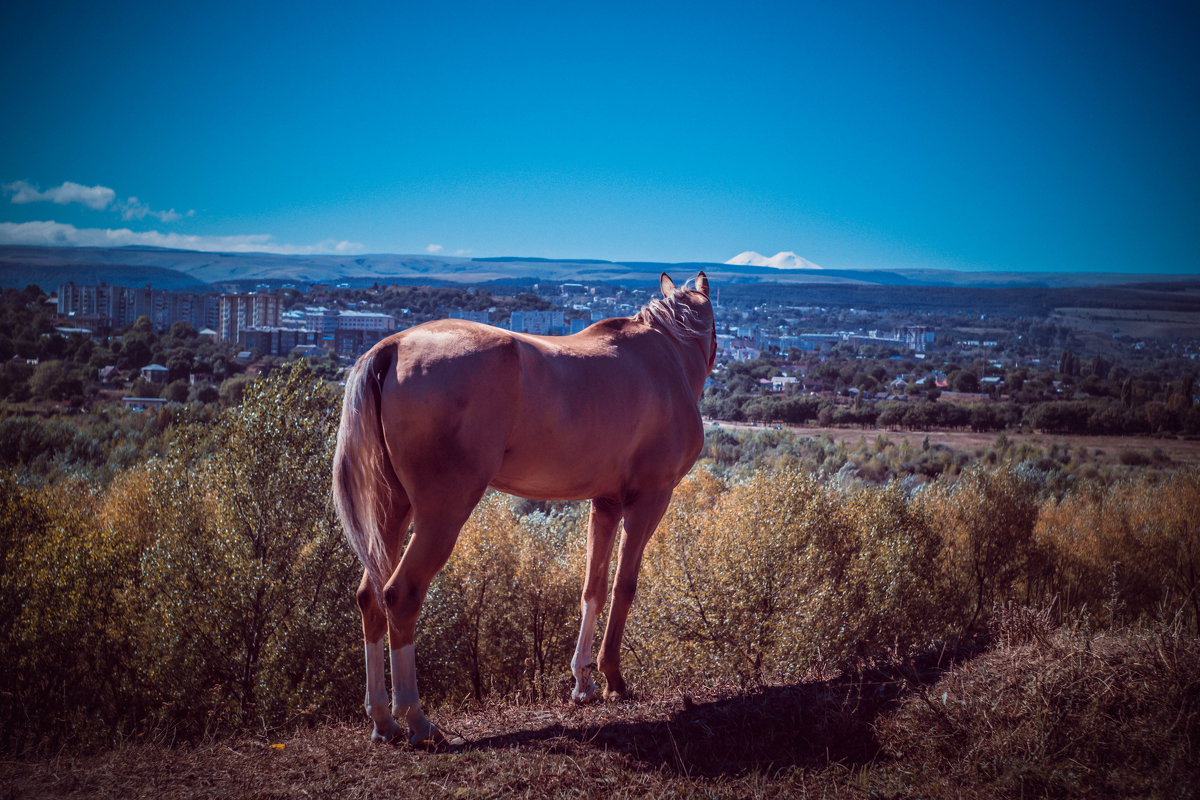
left=332, top=272, right=715, bottom=744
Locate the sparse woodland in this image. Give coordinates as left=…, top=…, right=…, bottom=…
left=2, top=364, right=1199, bottom=797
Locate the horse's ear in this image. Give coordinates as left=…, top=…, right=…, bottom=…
left=696, top=271, right=709, bottom=297
left=660, top=273, right=676, bottom=297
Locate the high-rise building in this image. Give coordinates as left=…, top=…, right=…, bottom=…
left=219, top=292, right=281, bottom=341
left=58, top=282, right=219, bottom=332
left=509, top=310, right=566, bottom=335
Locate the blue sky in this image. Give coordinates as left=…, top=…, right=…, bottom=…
left=1, top=0, right=1197, bottom=274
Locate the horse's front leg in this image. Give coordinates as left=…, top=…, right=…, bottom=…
left=571, top=498, right=622, bottom=702
left=597, top=490, right=672, bottom=700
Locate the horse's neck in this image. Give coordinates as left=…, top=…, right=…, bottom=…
left=665, top=331, right=709, bottom=400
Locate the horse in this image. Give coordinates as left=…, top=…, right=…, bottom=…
left=332, top=272, right=716, bottom=745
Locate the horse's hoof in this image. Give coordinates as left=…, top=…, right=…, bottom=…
left=571, top=682, right=600, bottom=704
left=409, top=723, right=465, bottom=749
left=604, top=685, right=632, bottom=703
left=370, top=719, right=402, bottom=744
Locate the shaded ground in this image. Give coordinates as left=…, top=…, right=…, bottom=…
left=4, top=625, right=1196, bottom=799
left=1, top=643, right=982, bottom=799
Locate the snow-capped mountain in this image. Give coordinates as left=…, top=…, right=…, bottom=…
left=725, top=251, right=823, bottom=270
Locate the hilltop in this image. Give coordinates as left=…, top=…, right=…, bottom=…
left=5, top=620, right=1195, bottom=799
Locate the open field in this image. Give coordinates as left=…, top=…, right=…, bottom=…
left=1049, top=305, right=1200, bottom=340
left=708, top=420, right=1200, bottom=467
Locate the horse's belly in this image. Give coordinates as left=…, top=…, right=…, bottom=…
left=489, top=445, right=625, bottom=501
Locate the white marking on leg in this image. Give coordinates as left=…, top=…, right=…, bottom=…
left=364, top=640, right=399, bottom=742
left=571, top=597, right=601, bottom=702
left=391, top=645, right=437, bottom=744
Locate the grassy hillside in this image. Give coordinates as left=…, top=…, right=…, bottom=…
left=5, top=617, right=1195, bottom=799
left=3, top=365, right=1198, bottom=797
left=4, top=244, right=1195, bottom=292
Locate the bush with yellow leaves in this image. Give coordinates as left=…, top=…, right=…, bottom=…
left=135, top=363, right=361, bottom=736
left=627, top=464, right=951, bottom=689
left=5, top=361, right=1199, bottom=752
left=0, top=363, right=363, bottom=749
left=419, top=496, right=585, bottom=704
left=914, top=465, right=1041, bottom=629
left=1035, top=467, right=1200, bottom=632
left=0, top=472, right=144, bottom=751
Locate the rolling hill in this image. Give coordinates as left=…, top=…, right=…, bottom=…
left=0, top=244, right=1188, bottom=292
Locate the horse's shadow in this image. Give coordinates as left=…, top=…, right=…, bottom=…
left=460, top=640, right=983, bottom=778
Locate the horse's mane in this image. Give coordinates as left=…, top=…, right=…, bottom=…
left=633, top=280, right=709, bottom=341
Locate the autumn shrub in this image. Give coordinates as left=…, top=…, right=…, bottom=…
left=627, top=464, right=953, bottom=689
left=0, top=473, right=145, bottom=751
left=1034, top=467, right=1200, bottom=632
left=419, top=495, right=585, bottom=704
left=8, top=363, right=1200, bottom=754
left=914, top=465, right=1041, bottom=629
left=0, top=364, right=362, bottom=750
left=135, top=363, right=361, bottom=737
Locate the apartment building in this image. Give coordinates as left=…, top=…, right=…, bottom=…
left=219, top=292, right=281, bottom=342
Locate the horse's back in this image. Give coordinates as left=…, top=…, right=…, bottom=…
left=373, top=320, right=522, bottom=491
left=499, top=321, right=702, bottom=498
left=371, top=317, right=702, bottom=501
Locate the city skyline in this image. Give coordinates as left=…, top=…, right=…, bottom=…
left=2, top=0, right=1197, bottom=275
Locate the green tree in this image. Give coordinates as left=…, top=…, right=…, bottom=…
left=28, top=360, right=83, bottom=402
left=950, top=370, right=980, bottom=393
left=190, top=383, right=220, bottom=404
left=164, top=379, right=190, bottom=403
left=139, top=363, right=361, bottom=734
left=128, top=377, right=160, bottom=398
left=1058, top=350, right=1078, bottom=377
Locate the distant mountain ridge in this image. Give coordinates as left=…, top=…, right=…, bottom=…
left=0, top=244, right=1185, bottom=292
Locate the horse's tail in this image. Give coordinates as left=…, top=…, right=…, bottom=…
left=332, top=345, right=399, bottom=599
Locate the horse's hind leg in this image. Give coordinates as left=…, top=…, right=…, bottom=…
left=571, top=497, right=623, bottom=702
left=357, top=571, right=400, bottom=743
left=355, top=499, right=412, bottom=743
left=598, top=489, right=673, bottom=700
left=382, top=501, right=479, bottom=745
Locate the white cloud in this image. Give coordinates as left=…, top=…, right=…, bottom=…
left=454, top=248, right=472, bottom=256
left=4, top=180, right=116, bottom=210
left=425, top=243, right=444, bottom=253
left=118, top=196, right=187, bottom=223
left=5, top=180, right=192, bottom=223
left=0, top=220, right=365, bottom=255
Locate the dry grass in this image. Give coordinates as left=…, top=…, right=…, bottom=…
left=1049, top=307, right=1200, bottom=340
left=3, top=622, right=1196, bottom=799
left=876, top=617, right=1200, bottom=798
left=724, top=422, right=1200, bottom=468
